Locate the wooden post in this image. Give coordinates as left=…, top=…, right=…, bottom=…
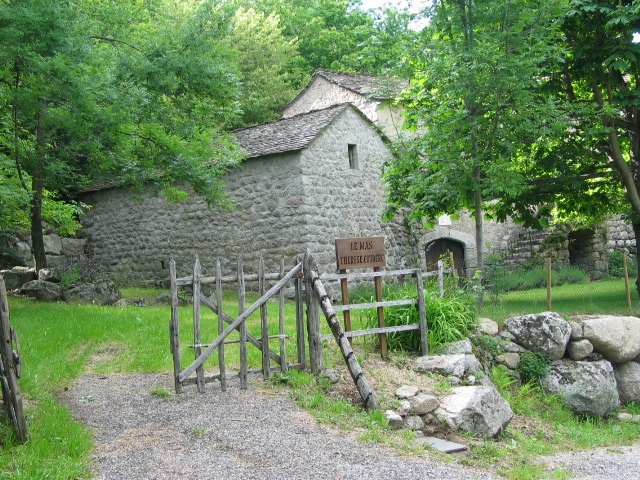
left=259, top=256, right=270, bottom=379
left=193, top=257, right=205, bottom=392
left=237, top=258, right=248, bottom=389
left=169, top=259, right=183, bottom=394
left=449, top=251, right=456, bottom=279
left=308, top=269, right=378, bottom=410
left=279, top=257, right=288, bottom=373
left=304, top=252, right=323, bottom=374
left=294, top=255, right=306, bottom=368
left=624, top=252, right=632, bottom=310
left=216, top=258, right=227, bottom=391
left=416, top=270, right=428, bottom=355
left=437, top=260, right=444, bottom=297
left=374, top=267, right=387, bottom=358
left=546, top=257, right=552, bottom=311
left=339, top=269, right=352, bottom=345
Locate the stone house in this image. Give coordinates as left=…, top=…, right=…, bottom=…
left=79, top=103, right=405, bottom=279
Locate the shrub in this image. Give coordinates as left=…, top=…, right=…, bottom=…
left=359, top=283, right=478, bottom=353
left=517, top=351, right=551, bottom=384
left=609, top=250, right=638, bottom=279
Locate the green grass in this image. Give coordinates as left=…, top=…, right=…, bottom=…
left=482, top=278, right=640, bottom=323
left=1, top=289, right=300, bottom=478
left=4, top=284, right=640, bottom=480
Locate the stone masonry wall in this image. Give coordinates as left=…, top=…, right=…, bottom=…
left=79, top=107, right=397, bottom=283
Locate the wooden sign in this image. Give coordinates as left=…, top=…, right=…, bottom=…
left=335, top=236, right=386, bottom=270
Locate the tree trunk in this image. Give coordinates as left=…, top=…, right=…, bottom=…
left=473, top=166, right=484, bottom=307
left=633, top=222, right=640, bottom=297
left=31, top=101, right=47, bottom=272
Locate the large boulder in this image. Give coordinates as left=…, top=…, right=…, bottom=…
left=20, top=280, right=63, bottom=301
left=94, top=280, right=121, bottom=305
left=540, top=359, right=619, bottom=417
left=614, top=361, right=640, bottom=404
left=64, top=283, right=96, bottom=304
left=504, top=312, right=571, bottom=360
left=0, top=267, right=36, bottom=290
left=435, top=385, right=514, bottom=438
left=581, top=316, right=640, bottom=363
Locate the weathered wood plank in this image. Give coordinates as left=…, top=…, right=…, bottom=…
left=304, top=252, right=323, bottom=374
left=332, top=299, right=416, bottom=312
left=278, top=257, right=288, bottom=373
left=318, top=268, right=450, bottom=283
left=320, top=323, right=420, bottom=341
left=175, top=272, right=283, bottom=286
left=238, top=258, right=248, bottom=390
left=193, top=257, right=205, bottom=393
left=259, top=256, right=270, bottom=379
left=416, top=270, right=428, bottom=355
left=169, top=259, right=183, bottom=394
left=294, top=255, right=306, bottom=367
left=216, top=258, right=227, bottom=392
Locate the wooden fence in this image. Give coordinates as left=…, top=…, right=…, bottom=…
left=169, top=254, right=449, bottom=409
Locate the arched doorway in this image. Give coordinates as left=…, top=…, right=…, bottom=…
left=425, top=239, right=465, bottom=277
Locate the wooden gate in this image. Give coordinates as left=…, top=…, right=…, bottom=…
left=169, top=256, right=305, bottom=393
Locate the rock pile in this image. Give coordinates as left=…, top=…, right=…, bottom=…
left=384, top=311, right=640, bottom=439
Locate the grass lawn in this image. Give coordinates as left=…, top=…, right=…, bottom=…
left=482, top=278, right=640, bottom=324
left=2, top=282, right=640, bottom=480
left=1, top=288, right=299, bottom=479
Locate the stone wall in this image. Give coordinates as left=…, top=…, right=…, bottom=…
left=79, top=107, right=399, bottom=283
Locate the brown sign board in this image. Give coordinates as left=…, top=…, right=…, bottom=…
left=335, top=236, right=386, bottom=270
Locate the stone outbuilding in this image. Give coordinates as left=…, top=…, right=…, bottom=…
left=79, top=103, right=403, bottom=279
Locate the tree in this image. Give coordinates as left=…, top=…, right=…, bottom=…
left=509, top=0, right=640, bottom=289
left=222, top=7, right=305, bottom=127
left=383, top=0, right=570, bottom=300
left=0, top=0, right=243, bottom=271
left=228, top=0, right=414, bottom=75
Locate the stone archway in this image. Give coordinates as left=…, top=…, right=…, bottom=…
left=421, top=228, right=476, bottom=278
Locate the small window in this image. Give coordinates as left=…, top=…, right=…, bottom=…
left=348, top=144, right=358, bottom=169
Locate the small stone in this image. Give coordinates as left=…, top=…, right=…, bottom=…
left=478, top=318, right=499, bottom=336
left=397, top=400, right=411, bottom=415
left=385, top=410, right=403, bottom=429
left=396, top=385, right=419, bottom=399
left=408, top=393, right=439, bottom=415
left=618, top=413, right=633, bottom=421
left=567, top=339, right=594, bottom=361
left=403, top=415, right=425, bottom=431
left=321, top=369, right=339, bottom=384
left=496, top=353, right=520, bottom=370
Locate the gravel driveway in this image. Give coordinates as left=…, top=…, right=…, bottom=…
left=61, top=373, right=640, bottom=480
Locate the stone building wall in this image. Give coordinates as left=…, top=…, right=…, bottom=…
left=79, top=107, right=398, bottom=282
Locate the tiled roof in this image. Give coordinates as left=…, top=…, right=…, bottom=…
left=234, top=103, right=355, bottom=158
left=314, top=70, right=408, bottom=99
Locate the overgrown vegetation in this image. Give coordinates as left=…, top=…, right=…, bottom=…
left=351, top=281, right=478, bottom=353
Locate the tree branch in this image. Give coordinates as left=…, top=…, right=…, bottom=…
left=90, top=36, right=141, bottom=52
